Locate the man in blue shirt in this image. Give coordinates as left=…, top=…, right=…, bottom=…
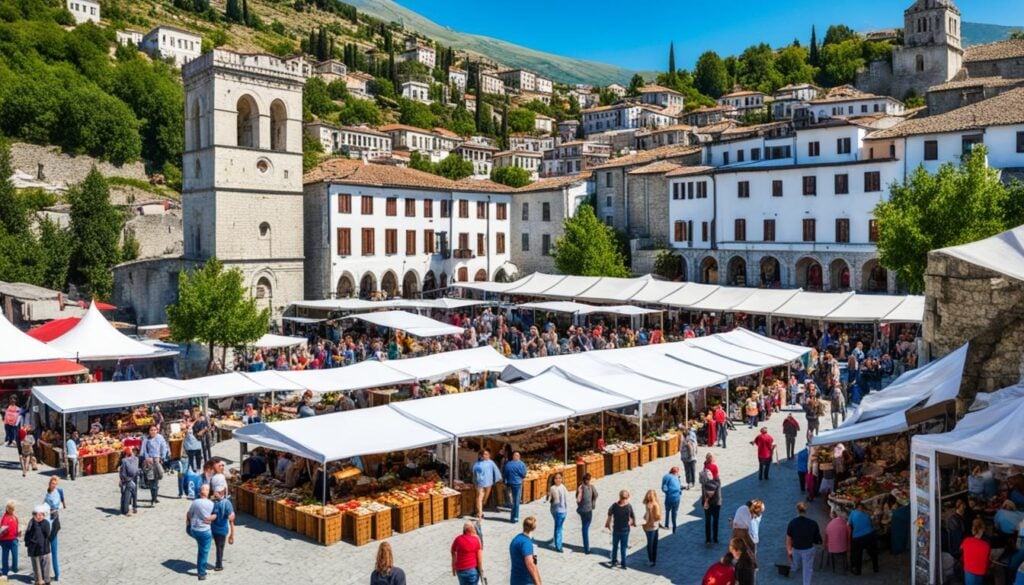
left=796, top=448, right=810, bottom=494
left=503, top=452, right=528, bottom=523
left=509, top=516, right=541, bottom=585
left=65, top=431, right=79, bottom=481
left=848, top=503, right=878, bottom=575
left=139, top=425, right=170, bottom=505
left=661, top=467, right=682, bottom=532
left=472, top=449, right=502, bottom=520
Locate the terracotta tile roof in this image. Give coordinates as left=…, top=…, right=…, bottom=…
left=721, top=89, right=766, bottom=98
left=339, top=125, right=390, bottom=137
left=432, top=127, right=461, bottom=139
left=494, top=150, right=542, bottom=158
left=514, top=172, right=593, bottom=193
left=665, top=165, right=716, bottom=178
left=928, top=76, right=1024, bottom=92
left=696, top=121, right=738, bottom=134
left=964, top=39, right=1024, bottom=63
left=592, top=144, right=701, bottom=170
left=687, top=105, right=735, bottom=114
left=809, top=91, right=898, bottom=105
left=456, top=142, right=499, bottom=151
left=627, top=161, right=683, bottom=175
left=865, top=87, right=1024, bottom=139
left=534, top=113, right=556, bottom=120
left=452, top=178, right=515, bottom=193
left=639, top=84, right=683, bottom=95
left=378, top=124, right=434, bottom=134
left=720, top=121, right=791, bottom=136
left=304, top=158, right=456, bottom=190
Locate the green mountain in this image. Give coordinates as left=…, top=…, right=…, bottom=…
left=344, top=0, right=634, bottom=86
left=962, top=22, right=1023, bottom=46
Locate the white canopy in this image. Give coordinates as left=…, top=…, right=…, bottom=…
left=824, top=294, right=906, bottom=323
left=290, top=298, right=384, bottom=311
left=175, top=372, right=278, bottom=400
left=505, top=273, right=568, bottom=296
left=658, top=283, right=720, bottom=308
left=47, top=302, right=174, bottom=360
left=233, top=406, right=452, bottom=464
left=811, top=344, right=968, bottom=445
left=689, top=287, right=758, bottom=312
left=663, top=344, right=767, bottom=378
left=252, top=334, right=307, bottom=349
left=33, top=378, right=198, bottom=414
left=274, top=361, right=415, bottom=393
left=935, top=223, right=1024, bottom=283
left=716, top=328, right=809, bottom=362
left=771, top=291, right=854, bottom=319
left=0, top=312, right=71, bottom=363
left=592, top=345, right=728, bottom=389
left=406, top=298, right=487, bottom=310
left=541, top=275, right=603, bottom=299
left=913, top=393, right=1024, bottom=470
left=577, top=305, right=661, bottom=316
left=392, top=387, right=573, bottom=437
left=282, top=317, right=326, bottom=324
left=568, top=363, right=698, bottom=404
left=455, top=280, right=519, bottom=294
left=576, top=276, right=654, bottom=302
left=883, top=296, right=925, bottom=323
left=382, top=346, right=510, bottom=380
left=628, top=280, right=686, bottom=304
left=687, top=334, right=793, bottom=370
left=519, top=300, right=591, bottom=314
left=730, top=289, right=801, bottom=315
left=241, top=370, right=308, bottom=391
left=509, top=369, right=635, bottom=415
left=347, top=310, right=464, bottom=337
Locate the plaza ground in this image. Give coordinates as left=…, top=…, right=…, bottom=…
left=0, top=405, right=911, bottom=585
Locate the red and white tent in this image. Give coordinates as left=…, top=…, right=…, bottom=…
left=47, top=302, right=175, bottom=361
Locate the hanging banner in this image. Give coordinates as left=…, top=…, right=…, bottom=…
left=911, top=452, right=935, bottom=585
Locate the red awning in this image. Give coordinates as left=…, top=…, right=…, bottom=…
left=0, top=360, right=88, bottom=380
left=77, top=300, right=116, bottom=311
left=27, top=317, right=81, bottom=343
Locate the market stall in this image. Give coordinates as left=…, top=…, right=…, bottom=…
left=31, top=378, right=205, bottom=474
left=233, top=406, right=455, bottom=545
left=0, top=312, right=85, bottom=391
left=910, top=385, right=1024, bottom=585
left=174, top=372, right=295, bottom=438
left=252, top=334, right=307, bottom=349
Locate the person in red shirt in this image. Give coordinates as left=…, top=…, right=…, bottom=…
left=702, top=553, right=736, bottom=585
left=751, top=428, right=777, bottom=481
left=451, top=522, right=483, bottom=585
left=961, top=518, right=990, bottom=585
left=713, top=405, right=728, bottom=448
left=705, top=453, right=720, bottom=480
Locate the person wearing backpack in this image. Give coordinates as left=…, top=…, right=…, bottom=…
left=701, top=467, right=723, bottom=545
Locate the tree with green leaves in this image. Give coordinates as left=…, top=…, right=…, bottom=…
left=398, top=98, right=436, bottom=129
left=776, top=45, right=817, bottom=85
left=736, top=43, right=784, bottom=93
left=819, top=39, right=866, bottom=86
left=653, top=249, right=682, bottom=280
left=809, top=25, right=820, bottom=66
left=225, top=0, right=242, bottom=22
left=1012, top=29, right=1024, bottom=40
left=302, top=132, right=323, bottom=173
left=627, top=73, right=646, bottom=97
left=67, top=169, right=124, bottom=299
left=823, top=24, right=857, bottom=46
left=167, top=258, right=270, bottom=368
left=0, top=137, right=26, bottom=235
left=874, top=146, right=1024, bottom=293
left=490, top=166, right=531, bottom=188
left=506, top=108, right=535, bottom=134
left=554, top=204, right=629, bottom=277
left=694, top=51, right=731, bottom=99
left=667, top=42, right=677, bottom=85
left=435, top=154, right=474, bottom=180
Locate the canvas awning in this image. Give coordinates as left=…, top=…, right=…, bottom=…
left=687, top=334, right=794, bottom=370
left=391, top=387, right=573, bottom=437
left=0, top=312, right=71, bottom=363
left=274, top=361, right=415, bottom=393
left=26, top=317, right=81, bottom=343
left=662, top=344, right=766, bottom=378
left=688, top=287, right=758, bottom=312
left=174, top=372, right=280, bottom=400
left=32, top=378, right=199, bottom=414
left=628, top=280, right=686, bottom=304
left=540, top=275, right=602, bottom=299
left=347, top=310, right=464, bottom=337
left=47, top=302, right=175, bottom=360
left=591, top=344, right=728, bottom=389
left=730, top=289, right=801, bottom=315
left=454, top=280, right=519, bottom=294
left=0, top=360, right=88, bottom=380
left=824, top=295, right=906, bottom=323
left=883, top=296, right=925, bottom=323
left=577, top=305, right=661, bottom=316
left=576, top=276, right=654, bottom=302
left=252, top=334, right=307, bottom=349
left=770, top=291, right=854, bottom=319
left=233, top=406, right=452, bottom=464
left=913, top=385, right=1024, bottom=466
left=382, top=346, right=510, bottom=380
left=508, top=369, right=635, bottom=415
left=503, top=273, right=568, bottom=296
left=282, top=317, right=326, bottom=324
left=519, top=300, right=591, bottom=314
left=934, top=224, right=1024, bottom=283
left=241, top=370, right=308, bottom=391
left=715, top=328, right=809, bottom=362
left=658, top=283, right=720, bottom=309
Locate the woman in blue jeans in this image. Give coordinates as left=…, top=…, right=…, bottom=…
left=186, top=485, right=216, bottom=581
left=546, top=472, right=569, bottom=552
left=42, top=477, right=65, bottom=582
left=576, top=473, right=598, bottom=554
left=605, top=490, right=636, bottom=568
left=0, top=500, right=18, bottom=577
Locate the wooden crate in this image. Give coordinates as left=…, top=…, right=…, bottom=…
left=108, top=450, right=121, bottom=472
left=304, top=511, right=320, bottom=540
left=418, top=497, right=433, bottom=526
left=657, top=438, right=670, bottom=458
left=344, top=511, right=372, bottom=546
left=253, top=494, right=271, bottom=522
left=667, top=434, right=681, bottom=456
left=281, top=504, right=296, bottom=531
left=562, top=465, right=577, bottom=491
left=488, top=483, right=504, bottom=511
left=294, top=508, right=309, bottom=535
left=639, top=443, right=651, bottom=465
left=392, top=502, right=419, bottom=533
left=626, top=447, right=639, bottom=470
left=307, top=511, right=342, bottom=545
left=372, top=508, right=392, bottom=540
left=604, top=451, right=627, bottom=475
left=430, top=493, right=445, bottom=522
left=235, top=487, right=254, bottom=514
left=583, top=455, right=604, bottom=480
left=444, top=494, right=461, bottom=520
left=94, top=454, right=109, bottom=475
left=459, top=488, right=476, bottom=517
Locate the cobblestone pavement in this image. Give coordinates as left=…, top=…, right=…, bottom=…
left=0, top=406, right=910, bottom=585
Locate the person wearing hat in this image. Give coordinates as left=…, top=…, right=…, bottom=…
left=25, top=504, right=54, bottom=585
left=751, top=428, right=777, bottom=481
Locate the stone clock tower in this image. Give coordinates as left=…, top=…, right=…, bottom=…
left=181, top=50, right=307, bottom=317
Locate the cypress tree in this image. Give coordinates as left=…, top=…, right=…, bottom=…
left=318, top=28, right=328, bottom=61
left=668, top=42, right=677, bottom=85
left=225, top=0, right=241, bottom=22
left=309, top=29, right=318, bottom=58
left=809, top=25, right=819, bottom=66
left=242, top=0, right=249, bottom=25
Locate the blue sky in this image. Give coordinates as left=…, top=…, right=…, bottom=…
left=394, top=0, right=1024, bottom=71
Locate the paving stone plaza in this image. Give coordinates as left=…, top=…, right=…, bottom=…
left=0, top=404, right=909, bottom=585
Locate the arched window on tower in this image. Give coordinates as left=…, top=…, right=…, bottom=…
left=270, top=100, right=287, bottom=152
left=190, top=100, right=202, bottom=150
left=916, top=54, right=925, bottom=72
left=236, top=95, right=259, bottom=148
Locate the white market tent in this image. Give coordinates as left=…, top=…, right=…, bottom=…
left=687, top=334, right=792, bottom=371
left=252, top=333, right=307, bottom=349
left=347, top=310, right=463, bottom=337
left=934, top=223, right=1024, bottom=282
left=274, top=361, right=415, bottom=393
left=383, top=346, right=510, bottom=380
left=883, top=296, right=925, bottom=323
left=540, top=275, right=602, bottom=299
left=663, top=344, right=768, bottom=379
left=577, top=305, right=661, bottom=316
left=658, top=283, right=719, bottom=308
left=241, top=370, right=308, bottom=391
left=174, top=372, right=280, bottom=401
left=0, top=311, right=71, bottom=363
left=591, top=344, right=729, bottom=389
left=454, top=280, right=519, bottom=294
left=504, top=273, right=569, bottom=296
left=823, top=295, right=906, bottom=323
left=391, top=387, right=574, bottom=438
left=508, top=369, right=635, bottom=415
left=290, top=298, right=382, bottom=312
left=408, top=298, right=488, bottom=311
left=716, top=328, right=809, bottom=362
left=628, top=280, right=686, bottom=304
left=233, top=406, right=452, bottom=464
left=730, top=289, right=801, bottom=315
left=576, top=276, right=654, bottom=303
left=689, top=287, right=758, bottom=312
left=33, top=377, right=198, bottom=414
left=47, top=302, right=176, bottom=360
left=810, top=343, right=968, bottom=445
left=771, top=291, right=854, bottom=320
left=519, top=300, right=591, bottom=314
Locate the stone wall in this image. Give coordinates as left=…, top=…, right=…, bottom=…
left=124, top=210, right=183, bottom=259
left=965, top=58, right=1024, bottom=80
left=112, top=256, right=195, bottom=326
left=10, top=143, right=147, bottom=189
left=626, top=173, right=671, bottom=244
left=923, top=251, right=1024, bottom=399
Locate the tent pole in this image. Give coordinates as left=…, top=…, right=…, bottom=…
left=322, top=458, right=328, bottom=513
left=449, top=440, right=456, bottom=487
left=685, top=392, right=689, bottom=426
left=563, top=421, right=568, bottom=465
left=638, top=401, right=643, bottom=444
left=62, top=414, right=67, bottom=474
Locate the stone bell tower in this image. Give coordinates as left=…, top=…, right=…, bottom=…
left=891, top=0, right=963, bottom=99
left=181, top=50, right=307, bottom=317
